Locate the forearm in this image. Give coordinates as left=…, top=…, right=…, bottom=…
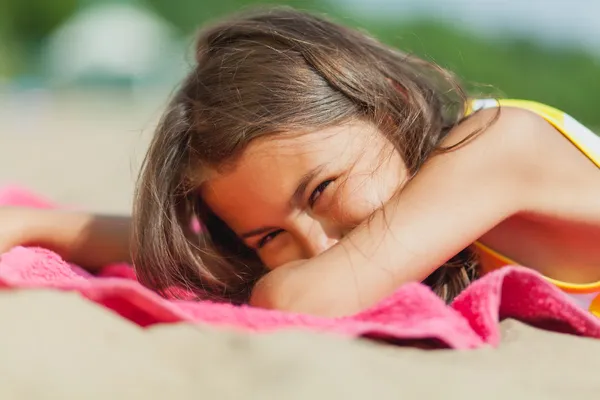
left=327, top=107, right=544, bottom=289
left=253, top=177, right=516, bottom=317
left=27, top=210, right=132, bottom=271
left=326, top=158, right=514, bottom=289
left=252, top=108, right=542, bottom=316
left=296, top=183, right=513, bottom=313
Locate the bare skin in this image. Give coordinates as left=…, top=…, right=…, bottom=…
left=245, top=107, right=600, bottom=316
left=0, top=208, right=131, bottom=271
left=1, top=107, right=599, bottom=316
left=201, top=122, right=406, bottom=269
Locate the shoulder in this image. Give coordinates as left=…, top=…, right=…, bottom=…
left=446, top=104, right=559, bottom=170
left=434, top=104, right=561, bottom=210
left=452, top=103, right=556, bottom=151
left=458, top=100, right=600, bottom=220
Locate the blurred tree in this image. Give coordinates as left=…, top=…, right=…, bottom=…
left=3, top=0, right=79, bottom=44
left=0, top=0, right=79, bottom=77
left=145, top=0, right=333, bottom=33
left=364, top=20, right=600, bottom=128
left=0, top=0, right=597, bottom=128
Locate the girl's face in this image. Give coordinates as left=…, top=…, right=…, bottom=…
left=201, top=121, right=407, bottom=269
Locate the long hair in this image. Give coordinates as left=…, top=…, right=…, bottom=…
left=133, top=7, right=479, bottom=304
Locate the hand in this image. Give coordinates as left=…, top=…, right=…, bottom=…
left=249, top=259, right=311, bottom=312
left=249, top=256, right=377, bottom=317
left=0, top=207, right=41, bottom=254
left=0, top=207, right=132, bottom=269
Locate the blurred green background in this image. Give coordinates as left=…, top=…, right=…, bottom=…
left=1, top=0, right=599, bottom=128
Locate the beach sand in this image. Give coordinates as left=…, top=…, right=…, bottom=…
left=1, top=90, right=599, bottom=398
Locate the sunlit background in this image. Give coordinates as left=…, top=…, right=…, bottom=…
left=1, top=0, right=598, bottom=211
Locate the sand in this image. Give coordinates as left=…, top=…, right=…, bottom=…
left=1, top=89, right=599, bottom=399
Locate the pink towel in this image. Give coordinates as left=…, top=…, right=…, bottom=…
left=1, top=186, right=600, bottom=349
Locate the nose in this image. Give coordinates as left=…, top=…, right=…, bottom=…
left=299, top=220, right=340, bottom=258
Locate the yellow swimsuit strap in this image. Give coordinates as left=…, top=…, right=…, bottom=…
left=473, top=242, right=600, bottom=294
left=467, top=99, right=600, bottom=168
left=469, top=99, right=600, bottom=294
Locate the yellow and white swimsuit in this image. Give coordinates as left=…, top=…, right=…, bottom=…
left=467, top=99, right=600, bottom=316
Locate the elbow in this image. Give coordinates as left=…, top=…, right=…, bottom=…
left=249, top=272, right=293, bottom=311
left=249, top=271, right=328, bottom=316
left=249, top=272, right=351, bottom=318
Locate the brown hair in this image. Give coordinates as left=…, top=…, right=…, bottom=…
left=132, top=6, right=479, bottom=305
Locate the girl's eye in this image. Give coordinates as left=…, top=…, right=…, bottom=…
left=308, top=179, right=334, bottom=207
left=257, top=229, right=283, bottom=248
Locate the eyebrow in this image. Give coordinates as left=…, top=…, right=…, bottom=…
left=238, top=163, right=327, bottom=240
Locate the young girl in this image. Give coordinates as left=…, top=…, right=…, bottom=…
left=1, top=7, right=599, bottom=317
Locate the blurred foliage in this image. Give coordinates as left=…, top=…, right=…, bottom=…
left=364, top=20, right=600, bottom=127
left=0, top=0, right=598, bottom=127
left=144, top=0, right=333, bottom=34
left=2, top=0, right=79, bottom=44
left=0, top=0, right=79, bottom=76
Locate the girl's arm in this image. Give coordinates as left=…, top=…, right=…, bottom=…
left=251, top=107, right=554, bottom=316
left=0, top=207, right=132, bottom=271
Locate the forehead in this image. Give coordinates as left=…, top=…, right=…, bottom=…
left=200, top=120, right=383, bottom=231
